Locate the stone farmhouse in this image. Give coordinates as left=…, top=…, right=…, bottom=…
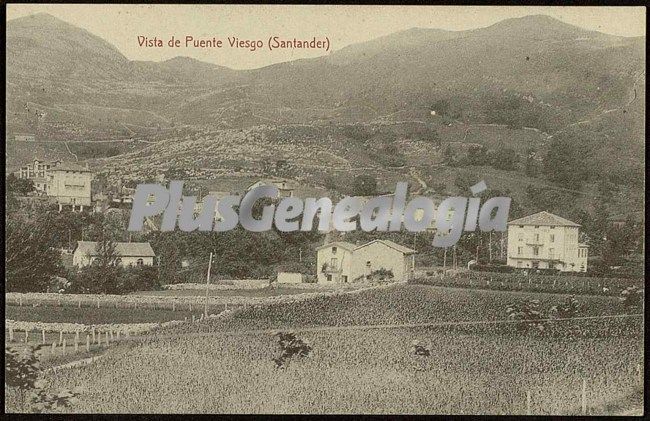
left=72, top=241, right=156, bottom=268
left=317, top=239, right=416, bottom=283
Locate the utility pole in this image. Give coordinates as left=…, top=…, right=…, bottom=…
left=453, top=246, right=457, bottom=268
left=299, top=249, right=302, bottom=262
left=489, top=231, right=493, bottom=262
left=443, top=248, right=447, bottom=268
left=500, top=232, right=505, bottom=259
left=204, top=252, right=213, bottom=318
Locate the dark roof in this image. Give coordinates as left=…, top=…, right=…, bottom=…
left=75, top=241, right=155, bottom=257
left=508, top=211, right=580, bottom=227
left=51, top=162, right=92, bottom=173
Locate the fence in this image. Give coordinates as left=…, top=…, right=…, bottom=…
left=412, top=271, right=643, bottom=296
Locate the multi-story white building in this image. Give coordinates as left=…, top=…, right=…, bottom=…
left=46, top=162, right=93, bottom=211
left=507, top=211, right=589, bottom=272
left=14, top=158, right=62, bottom=193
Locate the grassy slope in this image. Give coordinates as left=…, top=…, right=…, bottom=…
left=30, top=285, right=643, bottom=414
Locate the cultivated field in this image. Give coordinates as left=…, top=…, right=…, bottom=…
left=9, top=284, right=642, bottom=415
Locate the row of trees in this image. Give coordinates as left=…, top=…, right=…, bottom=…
left=444, top=145, right=519, bottom=172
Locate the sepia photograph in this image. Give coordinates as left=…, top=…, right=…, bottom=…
left=3, top=4, right=646, bottom=415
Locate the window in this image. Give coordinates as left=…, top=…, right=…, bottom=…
left=115, top=258, right=122, bottom=266
left=549, top=248, right=554, bottom=259
left=518, top=233, right=524, bottom=242
left=532, top=246, right=539, bottom=256
left=534, top=226, right=539, bottom=229
left=342, top=276, right=348, bottom=283
left=327, top=275, right=332, bottom=282
left=519, top=225, right=524, bottom=228
left=332, top=246, right=337, bottom=254
left=330, top=258, right=338, bottom=268
left=517, top=261, right=522, bottom=268
left=517, top=247, right=523, bottom=256
left=532, top=261, right=540, bottom=269
left=550, top=234, right=555, bottom=243
left=534, top=234, right=540, bottom=242
left=136, top=258, right=144, bottom=266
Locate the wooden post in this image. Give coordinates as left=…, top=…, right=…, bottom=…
left=75, top=334, right=79, bottom=352
left=117, top=330, right=121, bottom=340
left=51, top=342, right=56, bottom=355
left=106, top=332, right=110, bottom=346
left=205, top=251, right=213, bottom=318
left=97, top=332, right=102, bottom=346
left=42, top=329, right=46, bottom=345
left=25, top=329, right=29, bottom=343
left=86, top=334, right=90, bottom=352
left=9, top=327, right=14, bottom=342
left=581, top=379, right=587, bottom=415
left=19, top=296, right=22, bottom=306
left=62, top=339, right=66, bottom=354
left=110, top=330, right=114, bottom=341
left=172, top=302, right=176, bottom=312
left=526, top=391, right=531, bottom=415
left=192, top=314, right=195, bottom=323
left=189, top=303, right=192, bottom=312
left=78, top=299, right=82, bottom=308
left=92, top=328, right=96, bottom=344
left=59, top=330, right=63, bottom=345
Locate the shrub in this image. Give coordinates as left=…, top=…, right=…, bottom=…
left=620, top=286, right=644, bottom=310
left=505, top=299, right=546, bottom=332
left=471, top=264, right=514, bottom=273
left=550, top=295, right=580, bottom=319
left=272, top=331, right=312, bottom=369
left=5, top=345, right=82, bottom=412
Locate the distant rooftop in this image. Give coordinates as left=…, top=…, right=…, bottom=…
left=74, top=241, right=155, bottom=257
left=50, top=162, right=92, bottom=173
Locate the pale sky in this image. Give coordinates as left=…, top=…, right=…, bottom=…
left=7, top=5, right=646, bottom=70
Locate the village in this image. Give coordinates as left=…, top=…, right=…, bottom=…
left=8, top=155, right=602, bottom=289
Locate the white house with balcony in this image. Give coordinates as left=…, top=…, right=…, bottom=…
left=506, top=211, right=589, bottom=272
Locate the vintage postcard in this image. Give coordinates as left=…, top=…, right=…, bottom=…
left=4, top=4, right=645, bottom=415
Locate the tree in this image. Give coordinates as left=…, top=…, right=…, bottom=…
left=454, top=171, right=479, bottom=193
left=351, top=175, right=378, bottom=196
left=542, top=137, right=590, bottom=189
left=523, top=148, right=540, bottom=177
left=490, top=147, right=518, bottom=171
left=6, top=174, right=35, bottom=196
left=5, top=216, right=63, bottom=292
left=464, top=145, right=490, bottom=166
left=69, top=228, right=122, bottom=294
left=442, top=144, right=456, bottom=166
